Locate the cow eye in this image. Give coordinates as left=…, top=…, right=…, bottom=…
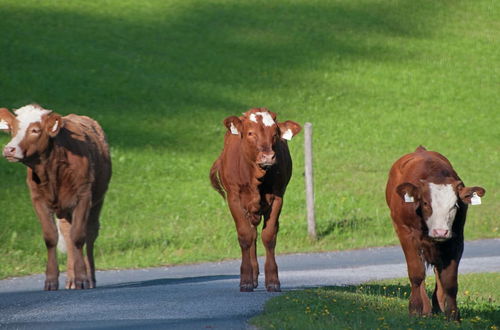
left=248, top=132, right=253, bottom=137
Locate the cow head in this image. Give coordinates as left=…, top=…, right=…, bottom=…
left=396, top=181, right=485, bottom=241
left=0, top=104, right=62, bottom=163
left=223, top=108, right=301, bottom=169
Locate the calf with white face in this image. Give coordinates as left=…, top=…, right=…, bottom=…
left=0, top=104, right=111, bottom=290
left=386, top=146, right=485, bottom=321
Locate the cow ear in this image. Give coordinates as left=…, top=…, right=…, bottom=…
left=44, top=113, right=63, bottom=137
left=396, top=182, right=420, bottom=203
left=278, top=120, right=302, bottom=141
left=223, top=116, right=242, bottom=135
left=458, top=186, right=485, bottom=204
left=0, top=108, right=15, bottom=134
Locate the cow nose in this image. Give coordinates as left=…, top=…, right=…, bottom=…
left=3, top=146, right=16, bottom=158
left=258, top=152, right=276, bottom=168
left=432, top=229, right=449, bottom=238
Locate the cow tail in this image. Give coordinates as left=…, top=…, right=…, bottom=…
left=210, top=158, right=226, bottom=199
left=56, top=218, right=67, bottom=254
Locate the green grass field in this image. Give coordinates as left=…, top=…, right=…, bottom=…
left=251, top=272, right=500, bottom=329
left=0, top=0, right=498, bottom=278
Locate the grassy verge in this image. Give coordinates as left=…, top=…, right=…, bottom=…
left=251, top=272, right=500, bottom=329
left=0, top=0, right=499, bottom=278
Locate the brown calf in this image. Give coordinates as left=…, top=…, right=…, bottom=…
left=0, top=104, right=111, bottom=290
left=385, top=146, right=485, bottom=321
left=210, top=108, right=301, bottom=292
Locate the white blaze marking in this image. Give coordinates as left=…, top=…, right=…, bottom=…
left=6, top=105, right=50, bottom=159
left=427, top=183, right=457, bottom=235
left=230, top=122, right=239, bottom=135
left=282, top=128, right=293, bottom=140
left=249, top=112, right=275, bottom=127
left=0, top=119, right=9, bottom=130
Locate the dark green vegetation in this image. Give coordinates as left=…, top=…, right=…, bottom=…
left=251, top=272, right=500, bottom=329
left=0, top=0, right=498, bottom=278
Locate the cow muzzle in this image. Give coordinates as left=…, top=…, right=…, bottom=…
left=429, top=228, right=452, bottom=241
left=257, top=152, right=276, bottom=169
left=3, top=146, right=21, bottom=162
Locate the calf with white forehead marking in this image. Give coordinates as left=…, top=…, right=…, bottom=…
left=386, top=146, right=485, bottom=321
left=0, top=104, right=112, bottom=291
left=210, top=108, right=301, bottom=292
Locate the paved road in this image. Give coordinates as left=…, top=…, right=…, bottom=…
left=0, top=239, right=499, bottom=329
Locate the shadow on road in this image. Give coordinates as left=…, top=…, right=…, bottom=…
left=100, top=274, right=240, bottom=289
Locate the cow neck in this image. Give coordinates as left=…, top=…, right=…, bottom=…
left=237, top=150, right=266, bottom=200
left=23, top=139, right=60, bottom=186
left=240, top=151, right=266, bottom=181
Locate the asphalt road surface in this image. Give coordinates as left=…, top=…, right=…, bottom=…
left=0, top=239, right=499, bottom=329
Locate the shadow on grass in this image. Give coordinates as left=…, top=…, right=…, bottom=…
left=324, top=283, right=500, bottom=324
left=0, top=0, right=446, bottom=152
left=317, top=217, right=371, bottom=239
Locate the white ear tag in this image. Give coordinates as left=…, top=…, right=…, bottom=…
left=51, top=120, right=59, bottom=132
left=404, top=193, right=414, bottom=203
left=470, top=192, right=481, bottom=205
left=230, top=122, right=239, bottom=135
left=0, top=119, right=9, bottom=130
left=282, top=129, right=293, bottom=141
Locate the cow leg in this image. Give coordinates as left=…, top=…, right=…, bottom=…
left=85, top=201, right=103, bottom=289
left=399, top=236, right=431, bottom=316
left=261, top=196, right=282, bottom=292
left=438, top=260, right=460, bottom=321
left=432, top=266, right=446, bottom=314
left=70, top=192, right=92, bottom=289
left=58, top=218, right=77, bottom=289
left=227, top=194, right=256, bottom=292
left=33, top=202, right=59, bottom=290
left=250, top=233, right=259, bottom=288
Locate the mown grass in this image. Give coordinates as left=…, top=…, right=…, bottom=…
left=251, top=272, right=500, bottom=329
left=0, top=0, right=499, bottom=278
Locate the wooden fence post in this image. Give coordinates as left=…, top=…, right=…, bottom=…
left=304, top=122, right=317, bottom=240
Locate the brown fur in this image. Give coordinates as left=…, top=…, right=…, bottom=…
left=1, top=106, right=111, bottom=290
left=210, top=108, right=301, bottom=292
left=386, top=146, right=485, bottom=321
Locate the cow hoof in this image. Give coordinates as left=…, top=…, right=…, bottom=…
left=44, top=280, right=59, bottom=291
left=73, top=279, right=90, bottom=290
left=253, top=280, right=258, bottom=289
left=66, top=278, right=76, bottom=289
left=266, top=284, right=281, bottom=292
left=240, top=284, right=254, bottom=292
